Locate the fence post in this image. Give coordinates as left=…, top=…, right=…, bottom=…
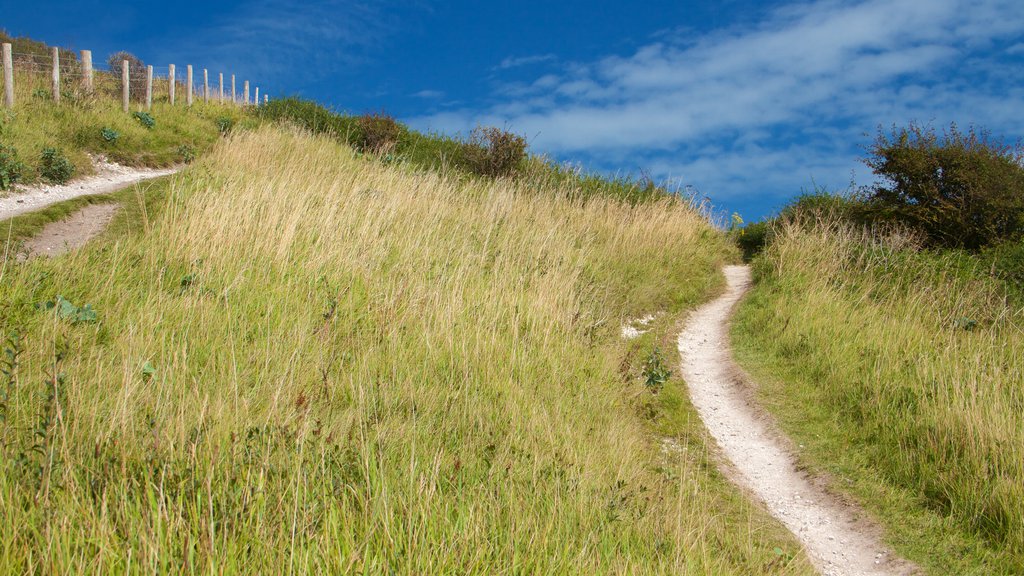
left=146, top=65, right=153, bottom=110
left=219, top=72, right=224, bottom=102
left=169, top=64, right=176, bottom=105
left=186, top=65, right=193, bottom=106
left=81, top=50, right=93, bottom=92
left=231, top=74, right=236, bottom=104
left=203, top=68, right=209, bottom=102
left=2, top=43, right=12, bottom=108
left=51, top=47, right=60, bottom=103
left=244, top=81, right=249, bottom=106
left=254, top=86, right=259, bottom=107
left=264, top=94, right=268, bottom=105
left=122, top=60, right=129, bottom=112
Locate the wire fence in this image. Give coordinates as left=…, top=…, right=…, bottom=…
left=1, top=44, right=266, bottom=110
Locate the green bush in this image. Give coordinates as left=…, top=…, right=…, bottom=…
left=38, top=147, right=74, bottom=184
left=461, top=126, right=528, bottom=178
left=0, top=144, right=25, bottom=190
left=133, top=111, right=156, bottom=129
left=216, top=117, right=235, bottom=134
left=862, top=123, right=1024, bottom=249
left=177, top=144, right=196, bottom=164
left=355, top=112, right=404, bottom=154
left=980, top=240, right=1024, bottom=301
left=107, top=51, right=148, bottom=102
left=101, top=127, right=120, bottom=143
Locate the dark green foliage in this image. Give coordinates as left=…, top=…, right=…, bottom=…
left=133, top=111, right=156, bottom=129
left=735, top=220, right=771, bottom=262
left=355, top=112, right=405, bottom=154
left=107, top=51, right=148, bottom=102
left=39, top=296, right=98, bottom=325
left=177, top=144, right=195, bottom=164
left=216, top=117, right=235, bottom=134
left=641, top=348, right=671, bottom=394
left=462, top=126, right=528, bottom=178
left=862, top=123, right=1024, bottom=250
left=0, top=144, right=25, bottom=190
left=38, top=147, right=74, bottom=184
left=980, top=240, right=1024, bottom=302
left=100, top=127, right=120, bottom=143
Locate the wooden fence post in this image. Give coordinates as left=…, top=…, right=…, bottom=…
left=169, top=64, right=176, bottom=105
left=243, top=81, right=249, bottom=106
left=186, top=65, right=193, bottom=106
left=254, top=86, right=259, bottom=107
left=51, top=47, right=60, bottom=103
left=203, top=68, right=209, bottom=102
left=2, top=43, right=12, bottom=108
left=219, top=72, right=224, bottom=102
left=81, top=50, right=93, bottom=92
left=145, top=65, right=153, bottom=110
left=231, top=74, right=236, bottom=104
left=121, top=60, right=129, bottom=112
left=264, top=94, right=268, bottom=105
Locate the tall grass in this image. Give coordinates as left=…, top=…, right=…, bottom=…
left=0, top=127, right=811, bottom=573
left=733, top=220, right=1024, bottom=574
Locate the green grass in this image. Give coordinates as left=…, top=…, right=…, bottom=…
left=0, top=69, right=249, bottom=187
left=732, top=221, right=1024, bottom=575
left=0, top=127, right=814, bottom=574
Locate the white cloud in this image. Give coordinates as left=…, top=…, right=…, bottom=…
left=409, top=0, right=1024, bottom=215
left=496, top=54, right=556, bottom=70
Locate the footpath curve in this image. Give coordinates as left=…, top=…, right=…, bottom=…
left=677, top=265, right=918, bottom=576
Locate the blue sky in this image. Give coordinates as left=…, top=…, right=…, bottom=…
left=4, top=0, right=1023, bottom=221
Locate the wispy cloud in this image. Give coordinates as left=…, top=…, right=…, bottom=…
left=411, top=0, right=1024, bottom=216
left=412, top=89, right=445, bottom=99
left=154, top=0, right=410, bottom=91
left=496, top=54, right=556, bottom=70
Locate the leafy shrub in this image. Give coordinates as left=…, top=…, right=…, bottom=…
left=736, top=220, right=771, bottom=262
left=216, top=117, right=235, bottom=134
left=177, top=144, right=195, bottom=164
left=133, top=111, right=156, bottom=129
left=355, top=112, right=404, bottom=154
left=0, top=144, right=25, bottom=190
left=641, top=348, right=671, bottom=394
left=107, top=51, right=148, bottom=102
left=101, top=127, right=120, bottom=143
left=461, top=126, right=528, bottom=178
left=38, top=147, right=74, bottom=184
left=862, top=123, right=1024, bottom=249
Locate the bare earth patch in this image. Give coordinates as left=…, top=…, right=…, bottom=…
left=15, top=203, right=120, bottom=262
left=0, top=156, right=178, bottom=221
left=678, top=265, right=919, bottom=576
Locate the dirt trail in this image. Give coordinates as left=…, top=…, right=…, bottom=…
left=0, top=156, right=177, bottom=221
left=677, top=265, right=918, bottom=576
left=14, top=203, right=120, bottom=262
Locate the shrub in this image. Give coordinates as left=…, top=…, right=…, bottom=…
left=980, top=240, right=1024, bottom=301
left=101, top=127, right=120, bottom=143
left=216, top=117, right=235, bottom=134
left=355, top=112, right=404, bottom=154
left=177, top=144, right=195, bottom=164
left=107, top=51, right=148, bottom=102
left=862, top=123, right=1024, bottom=250
left=133, top=111, right=156, bottom=129
left=461, top=126, right=528, bottom=178
left=38, top=147, right=74, bottom=184
left=0, top=144, right=25, bottom=190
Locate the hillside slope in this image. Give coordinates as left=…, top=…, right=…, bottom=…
left=0, top=128, right=813, bottom=574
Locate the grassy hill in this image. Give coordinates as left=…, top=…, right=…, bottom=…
left=733, top=221, right=1024, bottom=574
left=0, top=123, right=815, bottom=573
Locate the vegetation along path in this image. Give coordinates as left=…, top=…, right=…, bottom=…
left=677, top=265, right=918, bottom=576
left=0, top=156, right=177, bottom=220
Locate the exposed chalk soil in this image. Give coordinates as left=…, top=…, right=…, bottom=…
left=14, top=203, right=120, bottom=262
left=0, top=155, right=177, bottom=221
left=677, top=265, right=919, bottom=576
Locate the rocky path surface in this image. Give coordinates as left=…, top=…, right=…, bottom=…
left=0, top=156, right=177, bottom=221
left=677, top=265, right=918, bottom=576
